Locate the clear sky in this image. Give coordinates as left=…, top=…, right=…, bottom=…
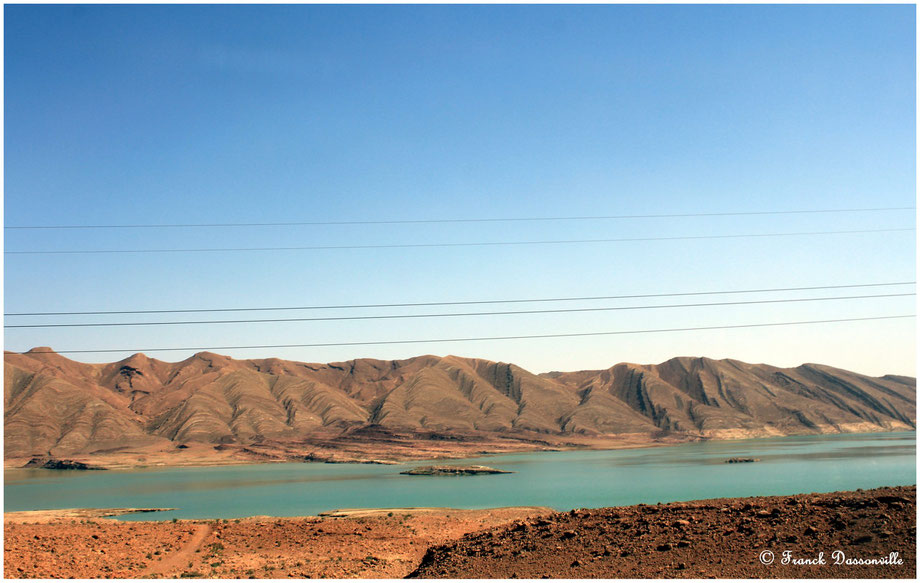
left=3, top=4, right=916, bottom=376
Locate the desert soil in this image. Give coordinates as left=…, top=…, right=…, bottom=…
left=3, top=506, right=551, bottom=579
left=4, top=486, right=914, bottom=579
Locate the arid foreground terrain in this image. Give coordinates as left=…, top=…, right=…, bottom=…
left=4, top=486, right=914, bottom=579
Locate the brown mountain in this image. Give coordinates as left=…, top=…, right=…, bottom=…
left=3, top=349, right=915, bottom=465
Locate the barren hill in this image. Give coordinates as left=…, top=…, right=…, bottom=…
left=4, top=349, right=915, bottom=466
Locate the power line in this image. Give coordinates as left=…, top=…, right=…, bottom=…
left=16, top=314, right=915, bottom=355
left=4, top=293, right=913, bottom=329
left=6, top=281, right=914, bottom=317
left=4, top=206, right=914, bottom=231
left=4, top=227, right=914, bottom=255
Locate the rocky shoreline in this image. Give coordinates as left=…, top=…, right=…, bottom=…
left=4, top=486, right=914, bottom=579
left=21, top=457, right=108, bottom=471
left=5, top=508, right=176, bottom=523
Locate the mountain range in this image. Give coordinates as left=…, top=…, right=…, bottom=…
left=4, top=348, right=915, bottom=464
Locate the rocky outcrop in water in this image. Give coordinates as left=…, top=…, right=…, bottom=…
left=400, top=465, right=512, bottom=476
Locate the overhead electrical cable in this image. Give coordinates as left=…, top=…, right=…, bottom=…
left=4, top=292, right=913, bottom=329
left=6, top=281, right=914, bottom=317
left=3, top=227, right=914, bottom=255
left=3, top=206, right=914, bottom=230
left=17, top=314, right=915, bottom=355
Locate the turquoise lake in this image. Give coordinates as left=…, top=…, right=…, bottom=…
left=4, top=432, right=915, bottom=521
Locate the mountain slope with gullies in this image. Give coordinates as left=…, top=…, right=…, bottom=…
left=3, top=349, right=915, bottom=465
left=546, top=356, right=917, bottom=438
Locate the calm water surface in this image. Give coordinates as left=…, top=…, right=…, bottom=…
left=4, top=432, right=914, bottom=520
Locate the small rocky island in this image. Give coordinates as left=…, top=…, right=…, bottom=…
left=724, top=457, right=760, bottom=464
left=400, top=465, right=513, bottom=476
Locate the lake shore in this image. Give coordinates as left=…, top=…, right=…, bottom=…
left=4, top=485, right=914, bottom=579
left=5, top=425, right=911, bottom=471
left=2, top=430, right=698, bottom=471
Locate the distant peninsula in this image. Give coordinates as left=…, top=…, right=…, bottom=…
left=22, top=457, right=107, bottom=471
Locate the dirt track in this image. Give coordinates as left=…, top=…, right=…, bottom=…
left=139, top=524, right=211, bottom=577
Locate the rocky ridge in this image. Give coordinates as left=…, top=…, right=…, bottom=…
left=409, top=486, right=917, bottom=579
left=4, top=349, right=915, bottom=461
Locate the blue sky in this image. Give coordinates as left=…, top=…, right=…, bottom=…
left=3, top=4, right=916, bottom=376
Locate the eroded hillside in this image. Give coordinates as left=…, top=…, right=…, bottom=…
left=4, top=349, right=915, bottom=464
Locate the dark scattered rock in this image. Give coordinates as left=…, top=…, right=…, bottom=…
left=725, top=457, right=760, bottom=463
left=408, top=485, right=916, bottom=579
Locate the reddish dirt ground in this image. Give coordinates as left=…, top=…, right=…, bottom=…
left=3, top=507, right=551, bottom=579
